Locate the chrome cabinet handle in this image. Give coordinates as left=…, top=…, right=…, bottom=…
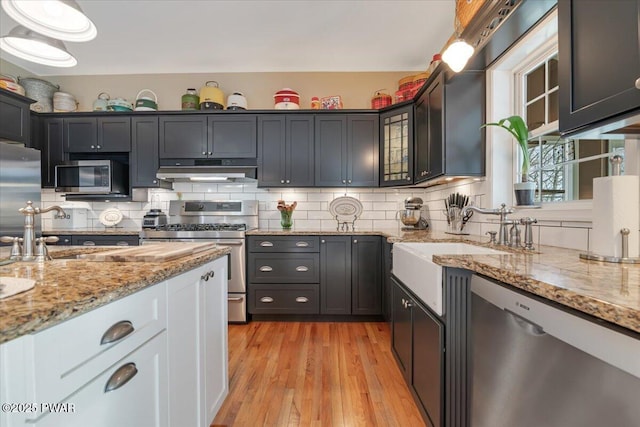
left=90, top=145, right=95, bottom=149
left=208, top=151, right=212, bottom=155
left=347, top=179, right=352, bottom=184
left=100, top=320, right=134, bottom=345
left=280, top=180, right=285, bottom=184
left=260, top=241, right=274, bottom=247
left=259, top=266, right=273, bottom=272
left=260, top=296, right=274, bottom=303
left=104, top=363, right=137, bottom=393
left=228, top=296, right=244, bottom=302
left=636, top=77, right=640, bottom=89
left=353, top=239, right=358, bottom=244
left=321, top=239, right=326, bottom=243
left=295, top=297, right=309, bottom=303
left=407, top=176, right=411, bottom=181
left=96, top=145, right=102, bottom=149
left=201, top=271, right=215, bottom=281
left=202, top=151, right=207, bottom=155
left=295, top=266, right=309, bottom=272
left=295, top=241, right=309, bottom=247
left=286, top=180, right=290, bottom=184
left=82, top=241, right=96, bottom=246
left=401, top=298, right=413, bottom=309
left=342, top=179, right=346, bottom=184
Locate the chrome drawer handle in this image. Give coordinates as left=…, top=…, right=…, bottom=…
left=259, top=266, right=273, bottom=272
left=295, top=241, right=309, bottom=247
left=295, top=297, right=309, bottom=303
left=636, top=77, right=640, bottom=89
left=295, top=266, right=309, bottom=272
left=260, top=241, right=274, bottom=247
left=82, top=241, right=96, bottom=246
left=100, top=320, right=134, bottom=345
left=116, top=241, right=130, bottom=246
left=228, top=296, right=244, bottom=302
left=260, top=296, right=274, bottom=303
left=104, top=363, right=138, bottom=393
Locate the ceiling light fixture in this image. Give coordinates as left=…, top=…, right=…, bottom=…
left=1, top=0, right=97, bottom=42
left=441, top=0, right=474, bottom=73
left=0, top=25, right=77, bottom=67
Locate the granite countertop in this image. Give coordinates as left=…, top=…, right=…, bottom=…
left=249, top=228, right=640, bottom=335
left=43, top=228, right=141, bottom=235
left=0, top=244, right=231, bottom=344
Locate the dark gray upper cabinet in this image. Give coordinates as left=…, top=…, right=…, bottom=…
left=315, top=114, right=379, bottom=187
left=380, top=104, right=414, bottom=186
left=0, top=89, right=31, bottom=144
left=159, top=115, right=207, bottom=158
left=38, top=117, right=66, bottom=188
left=208, top=115, right=257, bottom=158
left=64, top=117, right=131, bottom=153
left=65, top=117, right=131, bottom=153
left=131, top=116, right=170, bottom=188
left=258, top=114, right=314, bottom=187
left=558, top=0, right=640, bottom=135
left=414, top=70, right=485, bottom=184
left=158, top=114, right=256, bottom=159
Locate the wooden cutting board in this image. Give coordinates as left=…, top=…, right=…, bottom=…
left=78, top=242, right=216, bottom=262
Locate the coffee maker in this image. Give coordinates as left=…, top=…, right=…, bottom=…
left=397, top=197, right=428, bottom=230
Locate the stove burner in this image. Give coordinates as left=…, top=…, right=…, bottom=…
left=152, top=223, right=247, bottom=232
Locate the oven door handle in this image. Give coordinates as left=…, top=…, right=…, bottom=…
left=216, top=240, right=244, bottom=246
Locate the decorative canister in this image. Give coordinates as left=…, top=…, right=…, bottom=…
left=371, top=90, right=392, bottom=109
left=311, top=97, right=320, bottom=109
left=274, top=88, right=300, bottom=109
left=199, top=81, right=225, bottom=110
left=181, top=88, right=199, bottom=110
left=226, top=92, right=248, bottom=110
left=93, top=92, right=110, bottom=111
left=134, top=89, right=158, bottom=111
left=18, top=77, right=59, bottom=112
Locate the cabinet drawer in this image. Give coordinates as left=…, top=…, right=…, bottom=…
left=31, top=283, right=166, bottom=407
left=249, top=284, right=319, bottom=314
left=72, top=235, right=139, bottom=246
left=30, top=331, right=168, bottom=427
left=248, top=236, right=319, bottom=253
left=248, top=253, right=319, bottom=283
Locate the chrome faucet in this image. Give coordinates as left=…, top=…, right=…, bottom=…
left=17, top=201, right=66, bottom=261
left=461, top=203, right=514, bottom=246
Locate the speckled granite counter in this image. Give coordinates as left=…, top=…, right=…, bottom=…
left=43, top=228, right=141, bottom=235
left=0, top=245, right=231, bottom=344
left=249, top=228, right=640, bottom=335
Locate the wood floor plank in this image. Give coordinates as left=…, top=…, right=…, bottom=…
left=211, top=322, right=425, bottom=427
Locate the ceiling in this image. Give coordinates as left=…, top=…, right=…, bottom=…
left=0, top=0, right=456, bottom=77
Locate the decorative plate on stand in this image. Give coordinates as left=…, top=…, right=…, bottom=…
left=99, top=208, right=123, bottom=227
left=329, top=196, right=363, bottom=223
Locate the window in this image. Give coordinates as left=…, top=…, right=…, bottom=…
left=517, top=52, right=626, bottom=203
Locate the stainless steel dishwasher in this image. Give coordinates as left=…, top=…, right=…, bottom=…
left=470, top=275, right=640, bottom=427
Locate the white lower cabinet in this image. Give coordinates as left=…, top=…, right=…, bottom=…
left=167, top=256, right=229, bottom=427
left=0, top=257, right=229, bottom=427
left=33, top=331, right=168, bottom=427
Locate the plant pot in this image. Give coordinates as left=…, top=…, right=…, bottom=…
left=514, top=181, right=536, bottom=206
left=280, top=211, right=293, bottom=229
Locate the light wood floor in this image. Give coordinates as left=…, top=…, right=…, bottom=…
left=212, top=321, right=425, bottom=427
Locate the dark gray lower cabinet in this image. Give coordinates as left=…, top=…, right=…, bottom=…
left=248, top=235, right=382, bottom=317
left=392, top=276, right=444, bottom=427
left=320, top=235, right=382, bottom=315
left=320, top=236, right=352, bottom=315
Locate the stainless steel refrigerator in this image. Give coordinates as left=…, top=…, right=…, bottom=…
left=0, top=141, right=41, bottom=238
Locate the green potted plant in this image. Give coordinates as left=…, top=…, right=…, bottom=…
left=481, top=115, right=536, bottom=205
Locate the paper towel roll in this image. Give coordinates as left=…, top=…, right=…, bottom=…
left=592, top=175, right=639, bottom=258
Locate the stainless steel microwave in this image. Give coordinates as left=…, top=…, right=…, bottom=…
left=55, top=160, right=127, bottom=194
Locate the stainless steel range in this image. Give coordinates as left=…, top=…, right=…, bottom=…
left=140, top=200, right=258, bottom=323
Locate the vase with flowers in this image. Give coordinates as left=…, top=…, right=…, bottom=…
left=481, top=115, right=536, bottom=206
left=277, top=200, right=297, bottom=229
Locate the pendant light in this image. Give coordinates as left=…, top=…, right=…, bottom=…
left=1, top=0, right=97, bottom=42
left=0, top=25, right=77, bottom=67
left=441, top=0, right=474, bottom=73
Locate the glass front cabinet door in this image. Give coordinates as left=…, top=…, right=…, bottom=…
left=380, top=105, right=414, bottom=186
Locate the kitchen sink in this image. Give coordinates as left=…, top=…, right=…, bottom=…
left=392, top=243, right=506, bottom=316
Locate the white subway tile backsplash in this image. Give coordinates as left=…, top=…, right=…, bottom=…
left=539, top=225, right=588, bottom=251
left=307, top=193, right=334, bottom=202
left=359, top=193, right=387, bottom=202
left=192, top=183, right=218, bottom=193
left=204, top=193, right=230, bottom=201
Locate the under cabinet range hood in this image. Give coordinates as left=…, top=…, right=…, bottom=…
left=156, top=158, right=257, bottom=182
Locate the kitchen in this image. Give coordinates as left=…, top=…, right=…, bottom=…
left=1, top=0, right=640, bottom=426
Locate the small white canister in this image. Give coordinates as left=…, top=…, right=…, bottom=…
left=52, top=207, right=88, bottom=230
